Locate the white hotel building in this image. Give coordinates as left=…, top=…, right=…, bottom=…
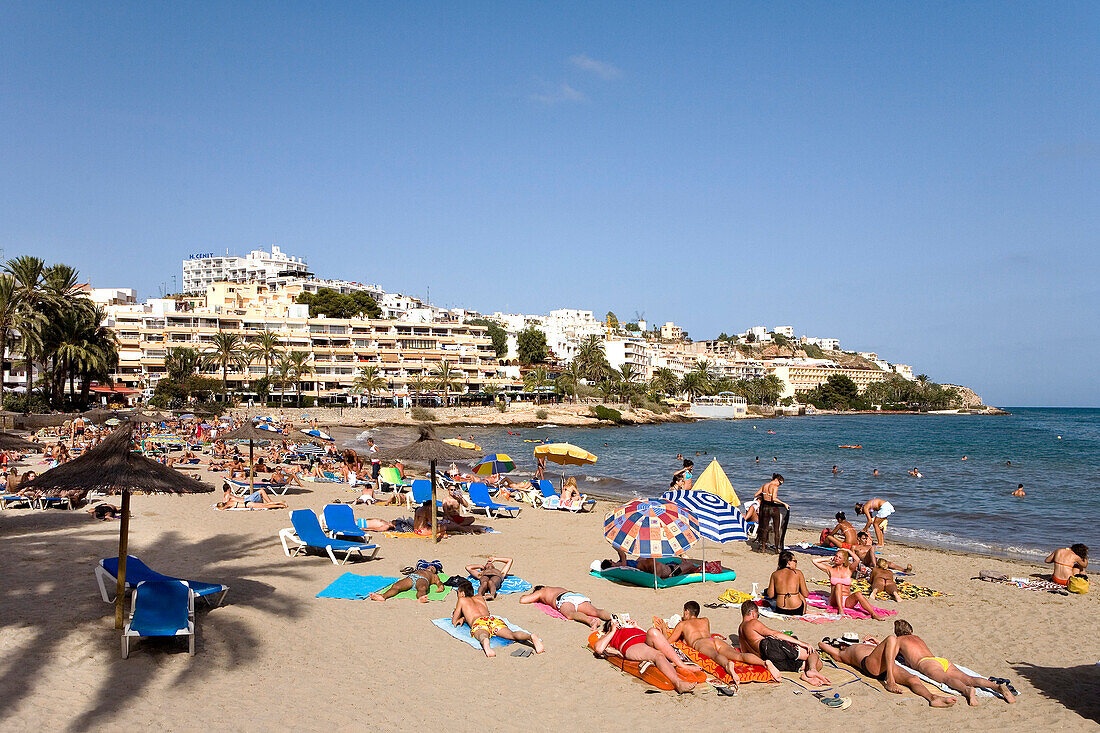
left=182, top=245, right=310, bottom=294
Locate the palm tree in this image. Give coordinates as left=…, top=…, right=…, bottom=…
left=272, top=354, right=294, bottom=407
left=558, top=359, right=585, bottom=402
left=616, top=363, right=642, bottom=403
left=251, top=329, right=282, bottom=383
left=165, top=346, right=203, bottom=383
left=650, top=367, right=679, bottom=397
left=523, top=365, right=552, bottom=404
left=431, top=359, right=459, bottom=406
left=352, top=365, right=385, bottom=407
left=285, top=350, right=312, bottom=406
left=679, top=371, right=709, bottom=400
left=205, top=331, right=244, bottom=403
left=5, top=256, right=46, bottom=408
left=408, top=376, right=429, bottom=406
left=575, top=335, right=609, bottom=381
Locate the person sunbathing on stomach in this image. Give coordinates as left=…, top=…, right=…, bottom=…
left=669, top=601, right=781, bottom=685
left=592, top=617, right=697, bottom=694
left=452, top=579, right=544, bottom=657
left=215, top=484, right=287, bottom=510
left=520, top=585, right=611, bottom=629
left=892, top=619, right=1015, bottom=705
left=737, top=601, right=830, bottom=687
left=370, top=561, right=445, bottom=603
left=818, top=635, right=956, bottom=707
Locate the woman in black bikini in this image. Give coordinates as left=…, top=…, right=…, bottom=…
left=755, top=474, right=790, bottom=553
left=765, top=550, right=809, bottom=615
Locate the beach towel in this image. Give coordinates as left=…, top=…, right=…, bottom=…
left=651, top=617, right=776, bottom=685
left=383, top=526, right=500, bottom=539
left=896, top=661, right=1013, bottom=700
left=466, top=576, right=532, bottom=596
left=810, top=577, right=947, bottom=600
left=806, top=591, right=896, bottom=619
left=717, top=588, right=755, bottom=605
left=790, top=543, right=842, bottom=557
left=977, top=571, right=1067, bottom=593
left=533, top=602, right=570, bottom=620
left=431, top=617, right=529, bottom=650
left=316, top=573, right=397, bottom=599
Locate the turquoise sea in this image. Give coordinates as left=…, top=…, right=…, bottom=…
left=379, top=408, right=1099, bottom=561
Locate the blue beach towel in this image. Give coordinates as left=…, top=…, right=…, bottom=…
left=316, top=573, right=397, bottom=599
left=431, top=617, right=529, bottom=650
left=465, top=576, right=533, bottom=595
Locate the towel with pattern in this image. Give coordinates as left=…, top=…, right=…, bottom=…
left=652, top=616, right=777, bottom=684
left=810, top=577, right=948, bottom=600
left=806, top=591, right=896, bottom=619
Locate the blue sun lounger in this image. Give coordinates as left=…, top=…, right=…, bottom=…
left=96, top=556, right=229, bottom=607
left=408, top=479, right=446, bottom=510
left=467, top=483, right=521, bottom=519
left=121, top=580, right=195, bottom=658
left=535, top=480, right=596, bottom=512
left=322, top=504, right=371, bottom=542
left=0, top=494, right=33, bottom=509
left=280, top=509, right=379, bottom=565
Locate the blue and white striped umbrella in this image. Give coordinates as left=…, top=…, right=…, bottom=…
left=661, top=489, right=750, bottom=543
left=295, top=443, right=326, bottom=455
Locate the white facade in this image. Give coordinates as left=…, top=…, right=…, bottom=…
left=542, top=309, right=604, bottom=362
left=800, top=336, right=841, bottom=351
left=182, top=245, right=310, bottom=294
left=88, top=288, right=137, bottom=307
left=774, top=326, right=794, bottom=338
left=892, top=364, right=915, bottom=380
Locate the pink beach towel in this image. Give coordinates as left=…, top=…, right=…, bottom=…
left=806, top=591, right=896, bottom=619
left=534, top=602, right=570, bottom=620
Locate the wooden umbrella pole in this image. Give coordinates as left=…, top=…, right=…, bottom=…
left=249, top=439, right=255, bottom=494
left=114, top=491, right=131, bottom=630
left=430, top=460, right=439, bottom=543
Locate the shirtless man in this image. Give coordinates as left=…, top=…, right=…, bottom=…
left=737, top=601, right=830, bottom=686
left=765, top=550, right=809, bottom=615
left=821, top=511, right=857, bottom=548
left=855, top=498, right=895, bottom=546
left=755, top=474, right=789, bottom=553
left=520, top=585, right=611, bottom=629
left=669, top=601, right=781, bottom=685
left=592, top=618, right=697, bottom=694
left=465, top=556, right=513, bottom=600
left=893, top=619, right=1015, bottom=705
left=369, top=562, right=445, bottom=603
left=1045, top=543, right=1087, bottom=586
left=818, top=636, right=956, bottom=707
left=452, top=579, right=544, bottom=657
left=851, top=531, right=913, bottom=574
left=1012, top=484, right=1025, bottom=497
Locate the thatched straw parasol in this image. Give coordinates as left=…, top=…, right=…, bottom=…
left=0, top=430, right=44, bottom=452
left=82, top=408, right=119, bottom=425
left=19, top=422, right=213, bottom=628
left=376, top=425, right=478, bottom=542
left=125, top=409, right=170, bottom=424
left=21, top=413, right=79, bottom=429
left=217, top=420, right=282, bottom=495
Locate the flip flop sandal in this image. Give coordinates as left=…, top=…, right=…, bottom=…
left=714, top=684, right=736, bottom=697
left=510, top=647, right=532, bottom=657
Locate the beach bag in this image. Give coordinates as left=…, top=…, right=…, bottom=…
left=1067, top=575, right=1088, bottom=594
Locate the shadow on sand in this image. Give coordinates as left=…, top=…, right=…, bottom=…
left=1011, top=661, right=1100, bottom=723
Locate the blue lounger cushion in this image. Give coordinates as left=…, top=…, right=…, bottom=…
left=100, top=556, right=228, bottom=602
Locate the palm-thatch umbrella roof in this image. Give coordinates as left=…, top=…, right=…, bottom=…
left=81, top=408, right=119, bottom=425
left=376, top=425, right=479, bottom=542
left=217, top=421, right=282, bottom=442
left=20, top=423, right=213, bottom=628
left=125, top=409, right=171, bottom=424
left=0, top=430, right=44, bottom=452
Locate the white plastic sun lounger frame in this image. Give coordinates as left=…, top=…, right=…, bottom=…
left=278, top=527, right=380, bottom=565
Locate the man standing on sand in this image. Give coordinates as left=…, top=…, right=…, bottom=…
left=520, top=586, right=611, bottom=629
left=452, top=579, right=544, bottom=657
left=365, top=438, right=382, bottom=495
left=737, top=601, right=830, bottom=687
left=818, top=636, right=957, bottom=708
left=855, top=497, right=895, bottom=546
left=892, top=619, right=1015, bottom=704
left=669, top=601, right=781, bottom=686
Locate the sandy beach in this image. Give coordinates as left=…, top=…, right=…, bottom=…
left=1, top=452, right=1097, bottom=733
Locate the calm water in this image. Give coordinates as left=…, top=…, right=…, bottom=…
left=356, top=408, right=1100, bottom=560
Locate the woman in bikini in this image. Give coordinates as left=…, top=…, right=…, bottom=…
left=465, top=556, right=513, bottom=600
left=811, top=548, right=886, bottom=620
left=1045, top=543, right=1088, bottom=586
left=754, top=474, right=789, bottom=553
left=592, top=618, right=698, bottom=694
left=765, top=550, right=809, bottom=615
left=215, top=484, right=287, bottom=510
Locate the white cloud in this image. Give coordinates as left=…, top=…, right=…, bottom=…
left=569, top=53, right=621, bottom=80
left=529, top=83, right=587, bottom=105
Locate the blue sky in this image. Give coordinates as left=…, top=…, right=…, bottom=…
left=1, top=3, right=1097, bottom=406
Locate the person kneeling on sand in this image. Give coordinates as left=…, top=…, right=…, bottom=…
left=592, top=617, right=698, bottom=694
left=465, top=556, right=514, bottom=600
left=370, top=561, right=445, bottom=603
left=738, top=602, right=830, bottom=686
left=818, top=635, right=956, bottom=707
left=520, top=586, right=611, bottom=629
left=452, top=579, right=544, bottom=657
left=670, top=601, right=781, bottom=686
left=893, top=619, right=1015, bottom=705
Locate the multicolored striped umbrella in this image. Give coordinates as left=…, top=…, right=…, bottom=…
left=603, top=499, right=699, bottom=559
left=473, top=453, right=516, bottom=475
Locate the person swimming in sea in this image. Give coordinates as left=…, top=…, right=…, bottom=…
left=1012, top=484, right=1025, bottom=497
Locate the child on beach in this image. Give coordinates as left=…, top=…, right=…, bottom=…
left=869, top=558, right=902, bottom=602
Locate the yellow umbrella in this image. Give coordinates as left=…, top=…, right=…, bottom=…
left=692, top=458, right=740, bottom=506
left=443, top=438, right=482, bottom=451
left=533, top=443, right=598, bottom=466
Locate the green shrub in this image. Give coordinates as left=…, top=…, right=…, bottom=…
left=411, top=406, right=437, bottom=421
left=535, top=409, right=548, bottom=420
left=590, top=404, right=623, bottom=423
